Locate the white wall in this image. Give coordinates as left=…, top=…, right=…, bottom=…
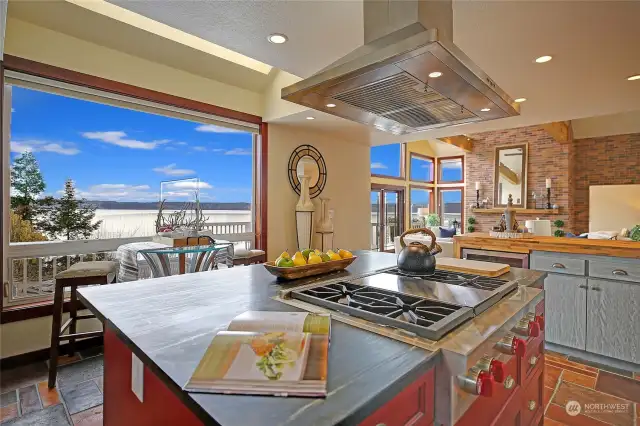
left=267, top=124, right=371, bottom=258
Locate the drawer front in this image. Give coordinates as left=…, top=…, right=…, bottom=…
left=521, top=364, right=543, bottom=426
left=520, top=334, right=544, bottom=384
left=531, top=253, right=586, bottom=276
left=360, top=368, right=434, bottom=426
left=589, top=259, right=640, bottom=283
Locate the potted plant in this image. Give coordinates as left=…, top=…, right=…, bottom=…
left=467, top=216, right=476, bottom=233
left=553, top=219, right=565, bottom=237
left=425, top=214, right=441, bottom=227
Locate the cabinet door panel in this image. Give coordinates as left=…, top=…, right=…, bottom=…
left=586, top=278, right=640, bottom=364
left=544, top=275, right=587, bottom=350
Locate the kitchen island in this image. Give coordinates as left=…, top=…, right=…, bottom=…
left=78, top=251, right=546, bottom=426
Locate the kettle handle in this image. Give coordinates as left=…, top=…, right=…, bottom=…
left=399, top=228, right=437, bottom=250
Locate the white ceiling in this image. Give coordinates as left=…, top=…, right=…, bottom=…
left=108, top=0, right=364, bottom=79
left=12, top=0, right=640, bottom=144
left=104, top=0, right=640, bottom=143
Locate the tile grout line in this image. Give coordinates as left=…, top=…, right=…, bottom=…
left=546, top=369, right=564, bottom=415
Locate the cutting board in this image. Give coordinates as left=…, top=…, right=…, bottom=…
left=436, top=257, right=510, bottom=277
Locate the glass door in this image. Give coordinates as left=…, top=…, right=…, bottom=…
left=371, top=186, right=404, bottom=252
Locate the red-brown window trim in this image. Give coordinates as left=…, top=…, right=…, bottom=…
left=409, top=153, right=435, bottom=184
left=437, top=186, right=465, bottom=232
left=408, top=185, right=435, bottom=215
left=1, top=56, right=267, bottom=320
left=437, top=155, right=465, bottom=184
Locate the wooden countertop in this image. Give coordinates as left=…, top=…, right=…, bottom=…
left=454, top=233, right=640, bottom=259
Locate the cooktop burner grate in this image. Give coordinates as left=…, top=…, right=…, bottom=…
left=291, top=281, right=474, bottom=340
left=387, top=268, right=508, bottom=291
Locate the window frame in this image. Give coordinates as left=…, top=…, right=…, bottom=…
left=437, top=186, right=465, bottom=233
left=437, top=155, right=465, bottom=184
left=1, top=56, right=268, bottom=318
left=408, top=185, right=434, bottom=228
left=408, top=153, right=435, bottom=184
left=370, top=143, right=406, bottom=180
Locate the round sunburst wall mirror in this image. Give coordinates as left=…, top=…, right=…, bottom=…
left=288, top=145, right=327, bottom=198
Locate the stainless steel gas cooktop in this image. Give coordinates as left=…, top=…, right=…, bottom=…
left=289, top=269, right=517, bottom=341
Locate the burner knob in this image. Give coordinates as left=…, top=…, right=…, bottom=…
left=475, top=356, right=506, bottom=383
left=525, top=312, right=545, bottom=333
left=496, top=333, right=526, bottom=357
left=490, top=359, right=506, bottom=383
left=513, top=317, right=540, bottom=338
left=458, top=367, right=495, bottom=397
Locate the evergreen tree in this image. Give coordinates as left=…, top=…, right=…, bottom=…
left=40, top=179, right=102, bottom=240
left=10, top=152, right=45, bottom=223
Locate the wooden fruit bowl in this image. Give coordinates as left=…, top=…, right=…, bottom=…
left=263, top=256, right=357, bottom=280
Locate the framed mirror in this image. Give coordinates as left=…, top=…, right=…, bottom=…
left=493, top=143, right=527, bottom=208
left=288, top=145, right=327, bottom=198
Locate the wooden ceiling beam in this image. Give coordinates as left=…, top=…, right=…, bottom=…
left=499, top=162, right=520, bottom=185
left=541, top=121, right=572, bottom=143
left=437, top=135, right=473, bottom=152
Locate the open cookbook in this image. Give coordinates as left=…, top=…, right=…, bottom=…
left=184, top=311, right=330, bottom=397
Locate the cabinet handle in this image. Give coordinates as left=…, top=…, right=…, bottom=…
left=528, top=400, right=537, bottom=411
left=551, top=263, right=565, bottom=269
left=504, top=375, right=515, bottom=390
left=591, top=287, right=601, bottom=291
left=578, top=284, right=588, bottom=289
left=612, top=269, right=628, bottom=276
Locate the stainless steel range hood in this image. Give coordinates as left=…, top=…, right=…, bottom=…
left=281, top=0, right=519, bottom=135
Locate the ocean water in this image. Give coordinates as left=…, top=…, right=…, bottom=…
left=93, top=209, right=252, bottom=238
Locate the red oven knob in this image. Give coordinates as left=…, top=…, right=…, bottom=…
left=496, top=333, right=526, bottom=358
left=490, top=359, right=506, bottom=383
left=458, top=367, right=495, bottom=397
left=528, top=321, right=541, bottom=337
left=535, top=315, right=545, bottom=330
left=477, top=371, right=494, bottom=397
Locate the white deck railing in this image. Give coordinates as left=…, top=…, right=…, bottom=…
left=4, top=222, right=254, bottom=307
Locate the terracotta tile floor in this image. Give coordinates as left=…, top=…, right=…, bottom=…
left=1, top=348, right=639, bottom=425
left=543, top=351, right=640, bottom=426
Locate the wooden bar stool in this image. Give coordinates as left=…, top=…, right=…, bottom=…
left=48, top=261, right=118, bottom=388
left=232, top=249, right=266, bottom=266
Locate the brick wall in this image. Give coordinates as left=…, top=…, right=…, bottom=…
left=464, top=126, right=640, bottom=235
left=465, top=125, right=571, bottom=233
left=572, top=132, right=640, bottom=233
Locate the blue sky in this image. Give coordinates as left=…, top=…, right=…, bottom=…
left=9, top=86, right=253, bottom=203
left=370, top=145, right=463, bottom=204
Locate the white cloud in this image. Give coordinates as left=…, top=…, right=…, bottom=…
left=153, top=164, right=195, bottom=177
left=371, top=162, right=388, bottom=169
left=195, top=124, right=244, bottom=133
left=11, top=108, right=15, bottom=113
left=176, top=142, right=188, bottom=146
left=166, top=181, right=212, bottom=190
left=11, top=140, right=80, bottom=155
left=81, top=131, right=170, bottom=150
left=211, top=148, right=226, bottom=153
left=62, top=183, right=157, bottom=201
left=193, top=146, right=208, bottom=152
left=224, top=148, right=252, bottom=156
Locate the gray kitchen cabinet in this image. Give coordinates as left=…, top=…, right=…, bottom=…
left=544, top=274, right=587, bottom=350
left=586, top=278, right=640, bottom=364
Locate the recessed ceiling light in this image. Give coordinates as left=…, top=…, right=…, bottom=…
left=480, top=108, right=491, bottom=112
left=428, top=71, right=442, bottom=78
left=268, top=33, right=288, bottom=44
left=514, top=98, right=527, bottom=103
left=535, top=55, right=552, bottom=63
left=326, top=103, right=336, bottom=108
left=627, top=74, right=640, bottom=81
left=306, top=116, right=315, bottom=120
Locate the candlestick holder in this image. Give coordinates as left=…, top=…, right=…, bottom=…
left=546, top=187, right=551, bottom=209
left=476, top=189, right=480, bottom=208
